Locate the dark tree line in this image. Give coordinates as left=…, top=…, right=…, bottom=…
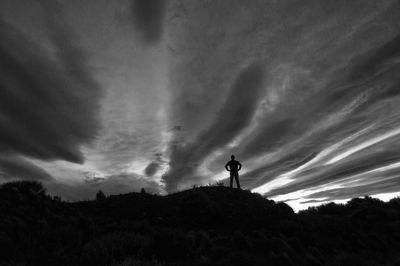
left=1, top=181, right=400, bottom=265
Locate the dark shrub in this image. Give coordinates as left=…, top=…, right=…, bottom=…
left=271, top=252, right=294, bottom=266
left=111, top=257, right=163, bottom=266
left=303, top=252, right=322, bottom=266
left=1, top=180, right=46, bottom=196
left=80, top=233, right=148, bottom=266
left=218, top=251, right=255, bottom=266
left=143, top=228, right=194, bottom=262
left=96, top=190, right=106, bottom=201
left=190, top=231, right=212, bottom=255
left=334, top=253, right=367, bottom=266
left=271, top=237, right=294, bottom=257
left=314, top=202, right=345, bottom=215
left=2, top=183, right=400, bottom=265
left=231, top=231, right=251, bottom=250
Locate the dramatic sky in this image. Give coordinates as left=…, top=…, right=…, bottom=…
left=1, top=0, right=400, bottom=210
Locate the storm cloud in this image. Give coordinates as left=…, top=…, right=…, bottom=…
left=162, top=63, right=266, bottom=191
left=144, top=161, right=160, bottom=177
left=0, top=155, right=52, bottom=181
left=160, top=0, right=400, bottom=205
left=131, top=0, right=167, bottom=43
left=2, top=0, right=400, bottom=209
left=0, top=2, right=102, bottom=180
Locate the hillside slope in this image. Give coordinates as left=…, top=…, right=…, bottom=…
left=1, top=181, right=400, bottom=265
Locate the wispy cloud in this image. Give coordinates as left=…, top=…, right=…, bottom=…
left=163, top=63, right=266, bottom=191
left=0, top=1, right=102, bottom=180
left=162, top=0, right=400, bottom=204
left=2, top=0, right=400, bottom=208
left=131, top=0, right=167, bottom=43
left=0, top=155, right=52, bottom=181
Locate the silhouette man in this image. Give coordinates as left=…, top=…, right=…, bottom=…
left=225, top=155, right=242, bottom=189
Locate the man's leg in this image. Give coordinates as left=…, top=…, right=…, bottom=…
left=230, top=173, right=233, bottom=188
left=235, top=173, right=241, bottom=189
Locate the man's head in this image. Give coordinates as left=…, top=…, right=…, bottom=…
left=231, top=155, right=235, bottom=160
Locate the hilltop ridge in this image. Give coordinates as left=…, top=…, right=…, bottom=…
left=1, top=181, right=400, bottom=266
left=75, top=186, right=294, bottom=231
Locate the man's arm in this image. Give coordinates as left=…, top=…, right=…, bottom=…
left=238, top=162, right=242, bottom=171
left=225, top=162, right=230, bottom=171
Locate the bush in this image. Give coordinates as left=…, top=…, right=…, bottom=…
left=1, top=180, right=46, bottom=196
left=143, top=228, right=195, bottom=262
left=2, top=182, right=400, bottom=265
left=80, top=233, right=148, bottom=266
left=231, top=231, right=251, bottom=250
left=96, top=190, right=106, bottom=201
left=111, top=258, right=163, bottom=266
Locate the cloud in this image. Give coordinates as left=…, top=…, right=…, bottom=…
left=46, top=172, right=163, bottom=200
left=0, top=2, right=102, bottom=179
left=0, top=155, right=52, bottom=181
left=144, top=161, right=160, bottom=177
left=305, top=176, right=400, bottom=201
left=131, top=0, right=167, bottom=43
left=3, top=0, right=400, bottom=206
left=163, top=63, right=266, bottom=191
left=264, top=136, right=400, bottom=198
left=159, top=0, right=400, bottom=205
left=250, top=33, right=400, bottom=198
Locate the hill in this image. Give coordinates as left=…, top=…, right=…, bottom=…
left=1, top=181, right=400, bottom=265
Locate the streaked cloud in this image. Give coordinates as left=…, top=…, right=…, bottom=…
left=0, top=155, right=52, bottom=181
left=0, top=0, right=102, bottom=181
left=163, top=63, right=266, bottom=191
left=1, top=0, right=400, bottom=210
left=131, top=0, right=167, bottom=43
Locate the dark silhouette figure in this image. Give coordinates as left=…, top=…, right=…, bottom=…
left=225, top=155, right=242, bottom=189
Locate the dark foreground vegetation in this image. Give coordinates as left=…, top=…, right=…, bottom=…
left=1, top=181, right=400, bottom=265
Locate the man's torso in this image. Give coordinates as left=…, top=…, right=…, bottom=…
left=227, top=160, right=240, bottom=172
